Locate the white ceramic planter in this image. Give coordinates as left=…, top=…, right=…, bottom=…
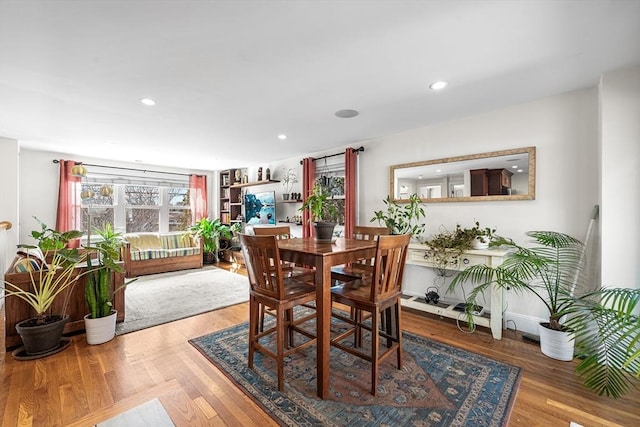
left=538, top=322, right=575, bottom=361
left=84, top=310, right=117, bottom=345
left=471, top=237, right=490, bottom=250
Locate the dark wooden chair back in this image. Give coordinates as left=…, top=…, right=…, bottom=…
left=240, top=234, right=285, bottom=300
left=369, top=234, right=410, bottom=302
left=352, top=225, right=389, bottom=241
left=253, top=225, right=293, bottom=239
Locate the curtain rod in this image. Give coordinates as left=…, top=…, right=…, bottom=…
left=52, top=159, right=194, bottom=177
left=299, top=146, right=365, bottom=164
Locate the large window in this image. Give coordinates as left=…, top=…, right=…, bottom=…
left=81, top=182, right=192, bottom=235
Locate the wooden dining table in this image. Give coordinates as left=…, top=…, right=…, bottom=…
left=277, top=237, right=377, bottom=399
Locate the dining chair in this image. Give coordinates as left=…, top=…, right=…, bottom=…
left=330, top=233, right=410, bottom=396
left=330, top=225, right=389, bottom=346
left=252, top=225, right=316, bottom=333
left=240, top=234, right=317, bottom=391
left=331, top=225, right=389, bottom=280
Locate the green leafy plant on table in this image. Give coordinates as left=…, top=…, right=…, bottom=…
left=449, top=230, right=640, bottom=398
left=299, top=183, right=339, bottom=241
left=370, top=194, right=426, bottom=239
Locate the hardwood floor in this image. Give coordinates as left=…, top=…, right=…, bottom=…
left=1, top=262, right=638, bottom=426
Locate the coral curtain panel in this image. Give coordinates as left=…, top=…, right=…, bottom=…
left=55, top=160, right=82, bottom=248
left=344, top=148, right=358, bottom=239
left=189, top=174, right=208, bottom=222
left=302, top=157, right=316, bottom=238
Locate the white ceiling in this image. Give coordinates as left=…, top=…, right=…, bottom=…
left=1, top=1, right=639, bottom=171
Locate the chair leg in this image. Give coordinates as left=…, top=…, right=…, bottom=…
left=276, top=308, right=285, bottom=391
left=370, top=309, right=380, bottom=396
left=354, top=309, right=363, bottom=348
left=248, top=298, right=258, bottom=369
left=258, top=303, right=265, bottom=333
left=286, top=308, right=294, bottom=348
left=395, top=302, right=403, bottom=370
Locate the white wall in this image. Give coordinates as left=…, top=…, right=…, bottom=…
left=600, top=65, right=640, bottom=290
left=284, top=87, right=600, bottom=334
left=0, top=137, right=19, bottom=283
left=17, top=149, right=214, bottom=245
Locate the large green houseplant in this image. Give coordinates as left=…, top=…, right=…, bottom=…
left=450, top=231, right=640, bottom=398
left=29, top=216, right=83, bottom=259
left=299, top=183, right=339, bottom=241
left=84, top=223, right=131, bottom=345
left=189, top=217, right=233, bottom=263
left=370, top=194, right=426, bottom=239
left=3, top=246, right=87, bottom=356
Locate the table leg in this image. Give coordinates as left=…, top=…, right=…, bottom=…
left=315, top=257, right=330, bottom=399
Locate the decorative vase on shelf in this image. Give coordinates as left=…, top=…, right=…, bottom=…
left=282, top=193, right=290, bottom=200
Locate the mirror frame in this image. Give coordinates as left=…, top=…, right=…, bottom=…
left=389, top=146, right=536, bottom=203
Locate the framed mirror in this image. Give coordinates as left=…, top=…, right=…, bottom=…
left=390, top=147, right=535, bottom=203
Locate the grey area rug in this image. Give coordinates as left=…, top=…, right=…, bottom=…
left=116, top=267, right=249, bottom=334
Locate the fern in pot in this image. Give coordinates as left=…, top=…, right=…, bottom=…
left=450, top=231, right=640, bottom=398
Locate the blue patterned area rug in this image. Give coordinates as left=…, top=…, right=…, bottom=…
left=190, top=317, right=521, bottom=426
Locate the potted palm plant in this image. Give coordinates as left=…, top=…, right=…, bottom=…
left=188, top=217, right=233, bottom=263
left=450, top=230, right=640, bottom=398
left=84, top=223, right=131, bottom=345
left=299, top=183, right=338, bottom=241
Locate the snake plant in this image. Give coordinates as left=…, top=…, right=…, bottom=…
left=85, top=223, right=130, bottom=319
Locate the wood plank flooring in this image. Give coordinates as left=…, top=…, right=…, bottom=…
left=1, top=262, right=638, bottom=426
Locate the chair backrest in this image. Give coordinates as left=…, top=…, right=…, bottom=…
left=369, top=234, right=411, bottom=302
left=352, top=225, right=389, bottom=241
left=240, top=234, right=285, bottom=300
left=253, top=225, right=293, bottom=239
left=353, top=226, right=389, bottom=267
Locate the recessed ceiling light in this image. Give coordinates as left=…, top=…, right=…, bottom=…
left=335, top=109, right=359, bottom=118
left=436, top=169, right=442, bottom=173
left=278, top=134, right=287, bottom=140
left=518, top=169, right=523, bottom=173
left=429, top=81, right=448, bottom=90
left=140, top=98, right=156, bottom=106
left=511, top=165, right=518, bottom=169
left=418, top=175, right=423, bottom=179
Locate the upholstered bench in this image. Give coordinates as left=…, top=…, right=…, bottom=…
left=121, top=232, right=202, bottom=277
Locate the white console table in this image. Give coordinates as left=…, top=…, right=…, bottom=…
left=403, top=243, right=509, bottom=339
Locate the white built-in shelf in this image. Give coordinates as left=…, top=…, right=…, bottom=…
left=231, top=180, right=279, bottom=188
